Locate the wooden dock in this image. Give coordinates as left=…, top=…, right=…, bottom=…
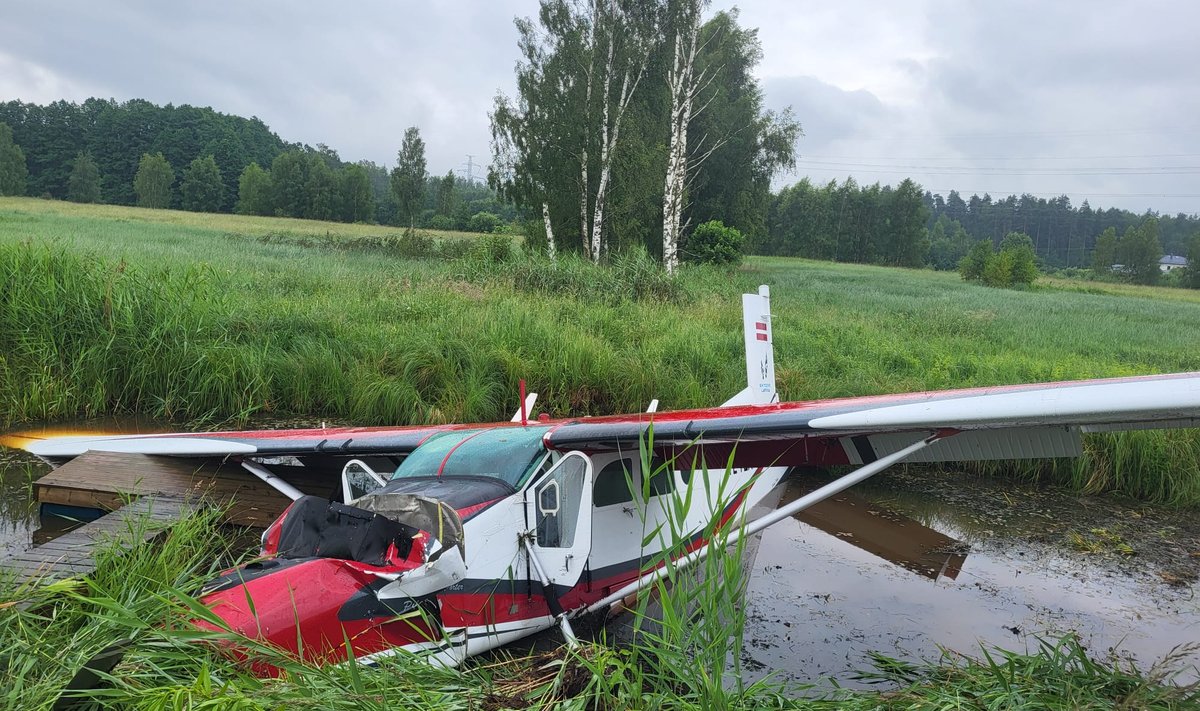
left=35, top=450, right=335, bottom=528
left=2, top=450, right=339, bottom=584
left=1, top=496, right=189, bottom=584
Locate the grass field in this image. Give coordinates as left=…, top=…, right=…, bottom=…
left=2, top=195, right=1200, bottom=502
left=0, top=196, right=491, bottom=242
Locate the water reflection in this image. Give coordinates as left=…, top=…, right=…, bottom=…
left=743, top=471, right=1200, bottom=688
left=787, top=482, right=968, bottom=582
left=0, top=446, right=49, bottom=555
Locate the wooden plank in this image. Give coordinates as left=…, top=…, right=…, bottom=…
left=0, top=496, right=192, bottom=585
left=14, top=450, right=341, bottom=583
left=35, top=451, right=335, bottom=527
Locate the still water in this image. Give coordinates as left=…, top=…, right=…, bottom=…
left=742, top=470, right=1200, bottom=686
left=2, top=424, right=1198, bottom=684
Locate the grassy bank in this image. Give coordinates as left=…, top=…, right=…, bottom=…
left=2, top=196, right=1200, bottom=503
left=1, top=505, right=1194, bottom=709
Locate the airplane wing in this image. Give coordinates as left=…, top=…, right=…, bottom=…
left=544, top=371, right=1200, bottom=468
left=25, top=423, right=470, bottom=460
left=26, top=372, right=1200, bottom=470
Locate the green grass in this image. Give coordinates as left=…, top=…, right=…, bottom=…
left=2, top=196, right=1200, bottom=503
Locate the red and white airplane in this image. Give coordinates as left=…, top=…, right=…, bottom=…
left=28, top=286, right=1200, bottom=670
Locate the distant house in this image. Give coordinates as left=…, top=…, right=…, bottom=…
left=1159, top=255, right=1189, bottom=272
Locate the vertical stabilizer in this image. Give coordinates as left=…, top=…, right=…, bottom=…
left=723, top=285, right=777, bottom=406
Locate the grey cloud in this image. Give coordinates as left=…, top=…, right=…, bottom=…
left=0, top=1, right=527, bottom=173
left=2, top=1, right=1199, bottom=213
left=763, top=75, right=890, bottom=151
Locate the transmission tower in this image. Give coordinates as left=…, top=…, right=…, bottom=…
left=461, top=154, right=479, bottom=185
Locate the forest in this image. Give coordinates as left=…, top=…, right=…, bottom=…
left=761, top=177, right=1200, bottom=283
left=3, top=91, right=1199, bottom=284
left=0, top=98, right=513, bottom=231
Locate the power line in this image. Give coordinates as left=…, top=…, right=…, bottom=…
left=860, top=127, right=1200, bottom=140
left=925, top=189, right=1200, bottom=199
left=801, top=152, right=1200, bottom=162
left=796, top=163, right=1200, bottom=176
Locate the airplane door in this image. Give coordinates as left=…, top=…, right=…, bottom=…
left=526, top=452, right=593, bottom=588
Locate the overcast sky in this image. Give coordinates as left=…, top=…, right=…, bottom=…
left=2, top=1, right=1198, bottom=215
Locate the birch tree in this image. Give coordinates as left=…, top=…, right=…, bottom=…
left=133, top=152, right=174, bottom=208
left=587, top=0, right=658, bottom=262
left=684, top=11, right=801, bottom=247
left=391, top=127, right=427, bottom=229
left=0, top=122, right=27, bottom=196
left=492, top=3, right=798, bottom=268
left=490, top=3, right=592, bottom=259
left=661, top=0, right=709, bottom=273
left=491, top=0, right=659, bottom=263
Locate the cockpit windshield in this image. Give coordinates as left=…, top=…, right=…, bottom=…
left=391, top=426, right=550, bottom=487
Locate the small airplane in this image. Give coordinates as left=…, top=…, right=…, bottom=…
left=26, top=286, right=1200, bottom=671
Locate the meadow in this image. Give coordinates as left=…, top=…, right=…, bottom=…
left=2, top=195, right=1200, bottom=503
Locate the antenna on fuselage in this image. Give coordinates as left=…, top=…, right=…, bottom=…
left=512, top=380, right=537, bottom=424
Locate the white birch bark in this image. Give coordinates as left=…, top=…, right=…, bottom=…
left=589, top=4, right=616, bottom=264
left=661, top=5, right=704, bottom=274
left=580, top=3, right=596, bottom=254
left=542, top=201, right=557, bottom=261
left=587, top=0, right=648, bottom=263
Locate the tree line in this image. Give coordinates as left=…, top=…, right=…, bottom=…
left=760, top=177, right=930, bottom=267
left=0, top=98, right=514, bottom=231
left=759, top=176, right=1200, bottom=286
left=925, top=190, right=1199, bottom=268
left=0, top=98, right=282, bottom=209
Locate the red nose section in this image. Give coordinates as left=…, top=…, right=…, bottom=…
left=199, top=557, right=439, bottom=671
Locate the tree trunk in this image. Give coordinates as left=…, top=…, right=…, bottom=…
left=590, top=4, right=617, bottom=264
left=542, top=201, right=557, bottom=261
left=661, top=8, right=702, bottom=274
left=580, top=7, right=596, bottom=254
left=588, top=0, right=645, bottom=263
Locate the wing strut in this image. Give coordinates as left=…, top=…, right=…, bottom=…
left=584, top=430, right=950, bottom=615
left=240, top=460, right=304, bottom=501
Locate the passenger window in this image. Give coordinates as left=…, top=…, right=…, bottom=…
left=594, top=458, right=636, bottom=507
left=593, top=456, right=677, bottom=506
left=645, top=456, right=674, bottom=496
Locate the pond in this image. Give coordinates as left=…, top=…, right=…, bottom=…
left=742, top=469, right=1200, bottom=686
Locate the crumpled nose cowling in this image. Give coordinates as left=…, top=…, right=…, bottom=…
left=196, top=496, right=440, bottom=671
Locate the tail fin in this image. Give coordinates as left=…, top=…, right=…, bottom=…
left=723, top=285, right=777, bottom=406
